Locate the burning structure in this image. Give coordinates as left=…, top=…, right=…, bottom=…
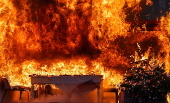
left=0, top=0, right=170, bottom=102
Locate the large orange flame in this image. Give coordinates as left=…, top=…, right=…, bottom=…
left=0, top=0, right=169, bottom=90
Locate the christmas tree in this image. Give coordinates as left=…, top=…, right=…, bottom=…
left=120, top=48, right=170, bottom=103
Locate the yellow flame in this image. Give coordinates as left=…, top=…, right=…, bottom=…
left=3, top=59, right=122, bottom=87
left=154, top=13, right=170, bottom=73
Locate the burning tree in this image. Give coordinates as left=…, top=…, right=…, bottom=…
left=120, top=49, right=170, bottom=103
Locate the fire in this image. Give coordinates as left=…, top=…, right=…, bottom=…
left=157, top=14, right=170, bottom=74
left=8, top=58, right=123, bottom=87
left=126, top=0, right=141, bottom=7
left=146, top=0, right=153, bottom=6
left=0, top=0, right=169, bottom=92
